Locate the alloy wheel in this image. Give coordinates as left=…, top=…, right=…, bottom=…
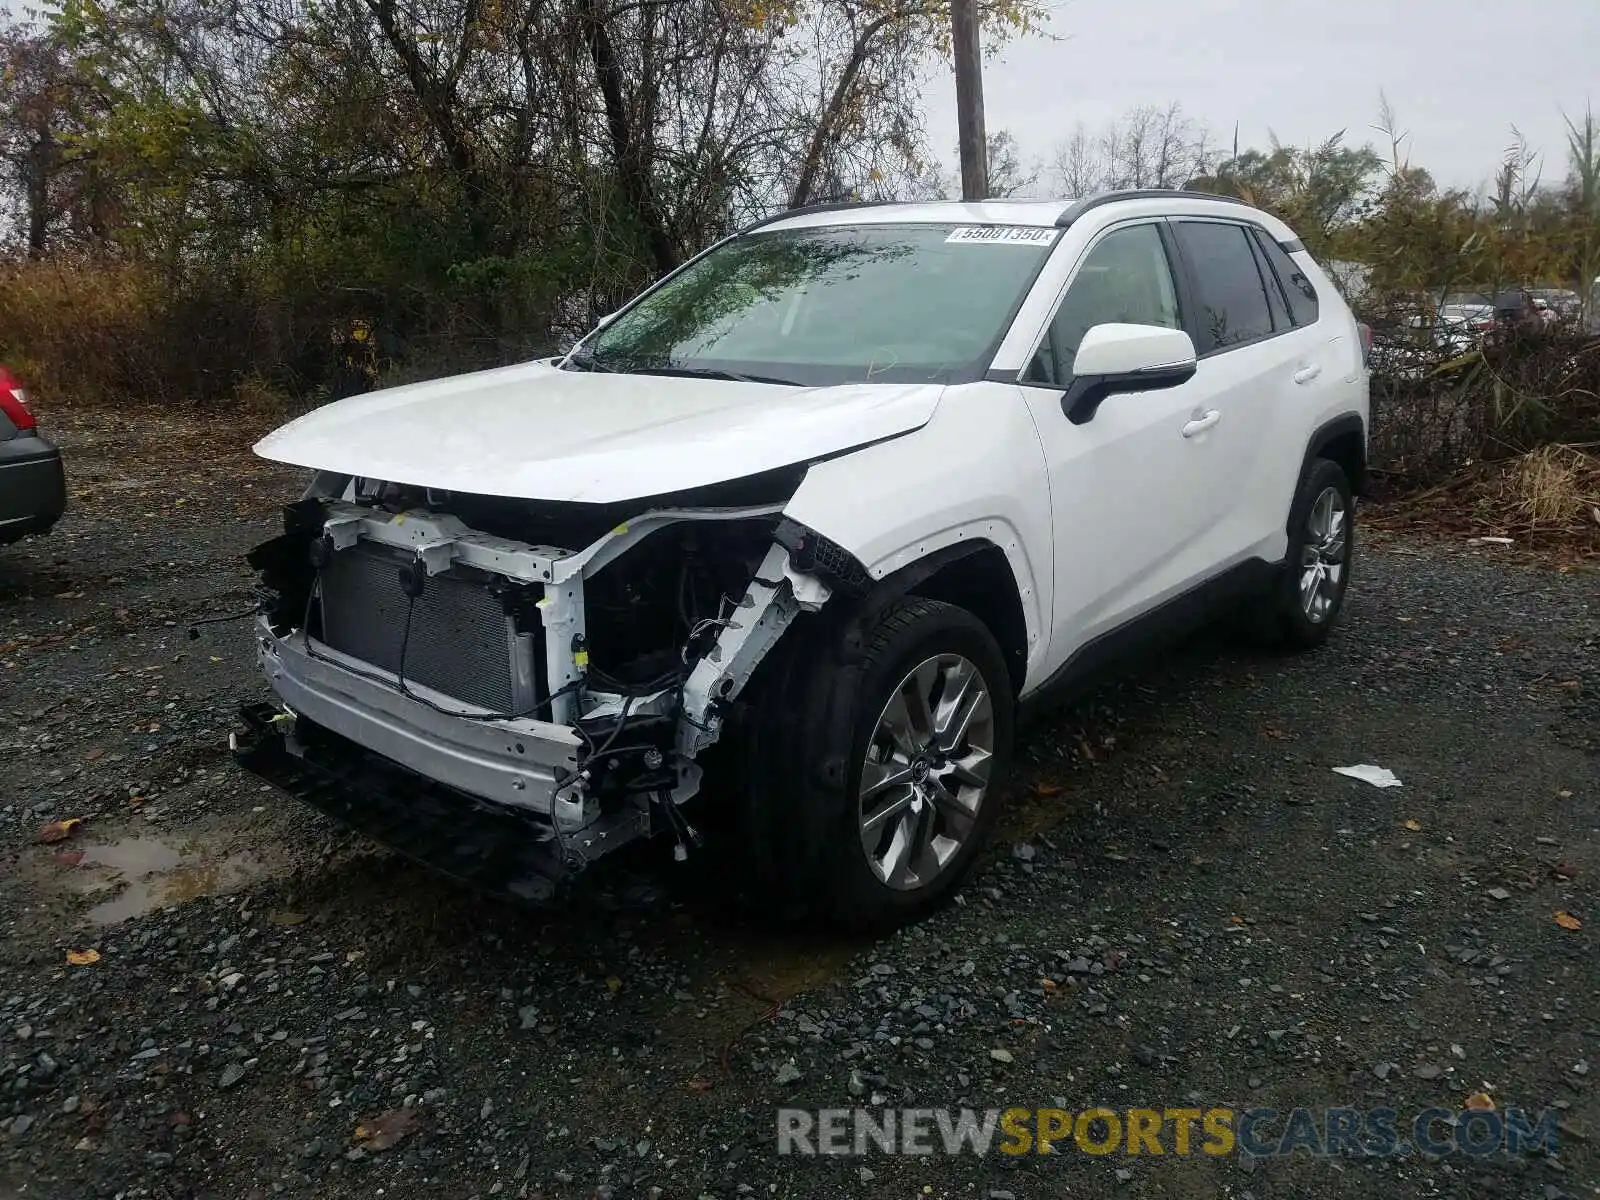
left=1299, top=485, right=1348, bottom=623
left=857, top=654, right=995, bottom=891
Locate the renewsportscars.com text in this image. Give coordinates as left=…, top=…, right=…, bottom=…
left=777, top=1105, right=1560, bottom=1159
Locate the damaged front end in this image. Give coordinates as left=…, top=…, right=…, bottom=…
left=231, top=468, right=848, bottom=901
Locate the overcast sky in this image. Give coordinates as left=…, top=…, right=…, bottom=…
left=921, top=0, right=1599, bottom=194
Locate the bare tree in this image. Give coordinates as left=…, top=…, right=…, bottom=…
left=1050, top=121, right=1103, bottom=196
left=1048, top=102, right=1212, bottom=197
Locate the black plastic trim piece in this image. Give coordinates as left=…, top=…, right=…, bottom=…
left=985, top=368, right=1020, bottom=384
left=1055, top=189, right=1249, bottom=228
left=775, top=517, right=873, bottom=598
left=1017, top=556, right=1279, bottom=719
left=1061, top=361, right=1197, bottom=425
left=1299, top=412, right=1368, bottom=499
left=1279, top=238, right=1306, bottom=253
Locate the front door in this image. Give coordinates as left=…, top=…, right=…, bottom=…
left=1013, top=220, right=1244, bottom=667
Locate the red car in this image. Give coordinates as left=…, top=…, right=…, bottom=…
left=0, top=366, right=67, bottom=545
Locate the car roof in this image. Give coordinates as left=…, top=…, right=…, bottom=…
left=749, top=190, right=1294, bottom=240
left=751, top=199, right=1071, bottom=232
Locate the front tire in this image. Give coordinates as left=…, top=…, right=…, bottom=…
left=739, top=597, right=1015, bottom=929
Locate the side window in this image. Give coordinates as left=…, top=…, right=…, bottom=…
left=1253, top=230, right=1320, bottom=326
left=1171, top=221, right=1274, bottom=353
left=1022, top=223, right=1180, bottom=387
left=1249, top=233, right=1292, bottom=331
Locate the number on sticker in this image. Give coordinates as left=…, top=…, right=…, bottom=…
left=945, top=226, right=1058, bottom=246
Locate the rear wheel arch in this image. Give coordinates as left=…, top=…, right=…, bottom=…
left=1300, top=413, right=1367, bottom=503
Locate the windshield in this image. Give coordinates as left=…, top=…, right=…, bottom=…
left=573, top=222, right=1058, bottom=387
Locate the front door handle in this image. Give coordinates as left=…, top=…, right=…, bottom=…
left=1181, top=410, right=1222, bottom=438
left=1293, top=363, right=1323, bottom=385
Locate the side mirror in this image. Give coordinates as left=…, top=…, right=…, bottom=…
left=1062, top=323, right=1198, bottom=425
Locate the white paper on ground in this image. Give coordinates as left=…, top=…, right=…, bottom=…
left=1332, top=764, right=1403, bottom=788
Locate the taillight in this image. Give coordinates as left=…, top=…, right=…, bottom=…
left=1357, top=323, right=1372, bottom=367
left=0, top=368, right=36, bottom=431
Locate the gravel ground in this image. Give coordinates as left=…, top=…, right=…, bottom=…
left=1, top=405, right=1596, bottom=1200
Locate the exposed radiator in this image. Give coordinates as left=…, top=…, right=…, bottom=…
left=315, top=542, right=539, bottom=715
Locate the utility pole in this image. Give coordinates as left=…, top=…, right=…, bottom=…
left=951, top=0, right=988, bottom=201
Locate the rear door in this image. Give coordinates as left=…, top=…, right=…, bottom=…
left=1167, top=219, right=1323, bottom=566
left=1246, top=229, right=1354, bottom=553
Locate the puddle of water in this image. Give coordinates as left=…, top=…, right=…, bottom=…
left=70, top=835, right=271, bottom=925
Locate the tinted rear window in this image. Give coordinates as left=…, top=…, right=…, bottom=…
left=1254, top=231, right=1320, bottom=327
left=1172, top=221, right=1274, bottom=352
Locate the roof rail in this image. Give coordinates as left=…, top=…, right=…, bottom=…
left=739, top=199, right=900, bottom=235
left=1054, top=188, right=1249, bottom=228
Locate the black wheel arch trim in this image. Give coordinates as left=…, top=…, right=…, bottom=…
left=1298, top=412, right=1368, bottom=509
left=774, top=525, right=1027, bottom=680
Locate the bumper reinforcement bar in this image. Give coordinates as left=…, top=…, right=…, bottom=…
left=233, top=702, right=577, bottom=903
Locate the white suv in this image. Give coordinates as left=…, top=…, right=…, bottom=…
left=239, top=190, right=1369, bottom=927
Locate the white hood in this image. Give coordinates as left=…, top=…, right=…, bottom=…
left=253, top=359, right=943, bottom=503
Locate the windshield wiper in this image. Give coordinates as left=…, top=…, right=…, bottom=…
left=627, top=364, right=802, bottom=387
left=561, top=349, right=615, bottom=373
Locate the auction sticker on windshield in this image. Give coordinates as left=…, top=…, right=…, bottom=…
left=945, top=226, right=1059, bottom=246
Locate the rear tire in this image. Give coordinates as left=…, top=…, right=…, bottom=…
left=738, top=597, right=1015, bottom=930
left=1257, top=457, right=1355, bottom=651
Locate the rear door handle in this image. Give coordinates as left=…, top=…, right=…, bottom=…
left=1181, top=410, right=1222, bottom=438
left=1293, top=363, right=1323, bottom=385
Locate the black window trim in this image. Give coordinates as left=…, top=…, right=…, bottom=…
left=1248, top=226, right=1321, bottom=330
left=1166, top=216, right=1305, bottom=360
left=1008, top=217, right=1187, bottom=391
left=1246, top=226, right=1294, bottom=333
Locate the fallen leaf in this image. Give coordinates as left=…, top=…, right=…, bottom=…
left=1554, top=911, right=1582, bottom=931
left=1553, top=863, right=1578, bottom=880
left=53, top=850, right=85, bottom=868
left=1031, top=781, right=1063, bottom=797
left=1464, top=1091, right=1495, bottom=1111
left=352, top=1108, right=420, bottom=1151
left=687, top=1077, right=714, bottom=1093
left=605, top=975, right=623, bottom=995
left=1403, top=819, right=1422, bottom=832
left=267, top=911, right=309, bottom=926
left=1039, top=977, right=1057, bottom=993
left=35, top=818, right=83, bottom=844
left=66, top=949, right=101, bottom=966
left=86, top=747, right=105, bottom=761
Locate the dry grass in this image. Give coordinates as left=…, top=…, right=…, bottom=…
left=1495, top=443, right=1600, bottom=534
left=1368, top=443, right=1600, bottom=568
